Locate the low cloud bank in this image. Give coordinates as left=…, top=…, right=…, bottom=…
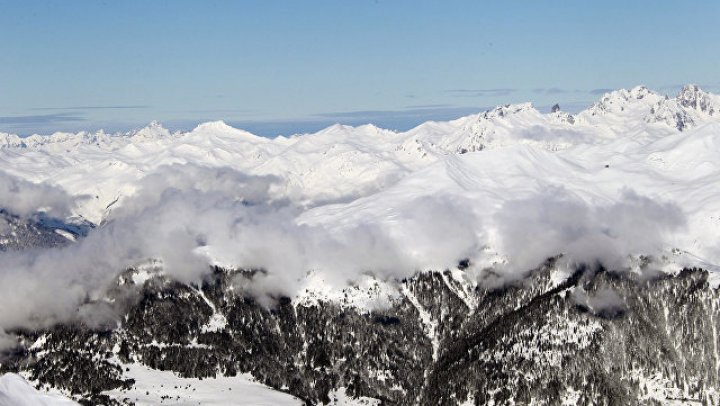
left=0, top=165, right=482, bottom=340
left=493, top=187, right=686, bottom=279
left=572, top=287, right=627, bottom=317
left=0, top=166, right=687, bottom=347
left=0, top=171, right=78, bottom=218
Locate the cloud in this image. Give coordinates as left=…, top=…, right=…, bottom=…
left=0, top=164, right=483, bottom=332
left=0, top=161, right=689, bottom=337
left=589, top=88, right=614, bottom=95
left=0, top=171, right=78, bottom=218
left=31, top=106, right=149, bottom=111
left=445, top=88, right=517, bottom=97
left=0, top=165, right=278, bottom=331
left=532, top=87, right=570, bottom=95
left=314, top=105, right=487, bottom=121
left=0, top=330, right=17, bottom=351
left=572, top=287, right=626, bottom=317
left=239, top=195, right=482, bottom=303
left=0, top=113, right=86, bottom=127
left=492, top=187, right=686, bottom=279
left=403, top=103, right=455, bottom=109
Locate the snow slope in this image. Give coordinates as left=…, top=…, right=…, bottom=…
left=0, top=373, right=78, bottom=406
left=102, top=363, right=302, bottom=406
left=0, top=366, right=305, bottom=406
left=299, top=121, right=720, bottom=272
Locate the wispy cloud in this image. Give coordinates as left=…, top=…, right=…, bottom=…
left=445, top=88, right=517, bottom=97
left=0, top=113, right=86, bottom=126
left=313, top=105, right=488, bottom=122
left=31, top=105, right=149, bottom=111
left=533, top=87, right=570, bottom=95
left=404, top=103, right=454, bottom=109
left=589, top=88, right=614, bottom=95
left=176, top=108, right=255, bottom=115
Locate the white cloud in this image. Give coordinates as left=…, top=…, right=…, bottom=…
left=0, top=171, right=78, bottom=218
left=0, top=165, right=687, bottom=334
left=493, top=186, right=686, bottom=278
left=0, top=329, right=17, bottom=352
left=572, top=287, right=626, bottom=316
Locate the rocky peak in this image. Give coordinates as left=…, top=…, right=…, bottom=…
left=645, top=84, right=719, bottom=131
left=0, top=133, right=27, bottom=149
left=481, top=102, right=536, bottom=120
left=586, top=86, right=660, bottom=117
left=677, top=84, right=716, bottom=115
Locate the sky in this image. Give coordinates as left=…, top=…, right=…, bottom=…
left=1, top=0, right=719, bottom=136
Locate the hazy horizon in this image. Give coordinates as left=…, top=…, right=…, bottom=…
left=2, top=1, right=719, bottom=136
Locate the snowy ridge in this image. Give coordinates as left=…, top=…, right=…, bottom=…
left=0, top=85, right=719, bottom=282
left=0, top=88, right=709, bottom=223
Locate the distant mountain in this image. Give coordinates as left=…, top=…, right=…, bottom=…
left=0, top=85, right=717, bottom=225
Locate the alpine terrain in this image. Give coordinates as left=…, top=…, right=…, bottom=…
left=1, top=85, right=720, bottom=405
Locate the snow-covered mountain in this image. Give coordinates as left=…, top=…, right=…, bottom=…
left=1, top=84, right=720, bottom=405
left=0, top=85, right=718, bottom=270
left=0, top=85, right=717, bottom=221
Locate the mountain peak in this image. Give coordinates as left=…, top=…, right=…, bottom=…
left=629, top=85, right=652, bottom=97
left=192, top=120, right=237, bottom=133
left=677, top=84, right=715, bottom=114
left=606, top=85, right=655, bottom=101
left=130, top=121, right=172, bottom=140
left=482, top=102, right=536, bottom=119
left=582, top=85, right=661, bottom=118
left=313, top=123, right=356, bottom=136
left=190, top=120, right=268, bottom=143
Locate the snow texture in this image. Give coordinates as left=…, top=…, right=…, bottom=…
left=101, top=363, right=302, bottom=406
left=0, top=373, right=77, bottom=406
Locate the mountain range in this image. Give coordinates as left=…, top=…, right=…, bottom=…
left=1, top=85, right=720, bottom=405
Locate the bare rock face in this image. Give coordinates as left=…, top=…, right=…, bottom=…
left=2, top=263, right=720, bottom=405
left=645, top=85, right=719, bottom=131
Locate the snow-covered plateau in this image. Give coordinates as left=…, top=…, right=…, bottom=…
left=1, top=84, right=720, bottom=405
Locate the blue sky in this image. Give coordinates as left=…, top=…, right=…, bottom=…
left=1, top=1, right=719, bottom=136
